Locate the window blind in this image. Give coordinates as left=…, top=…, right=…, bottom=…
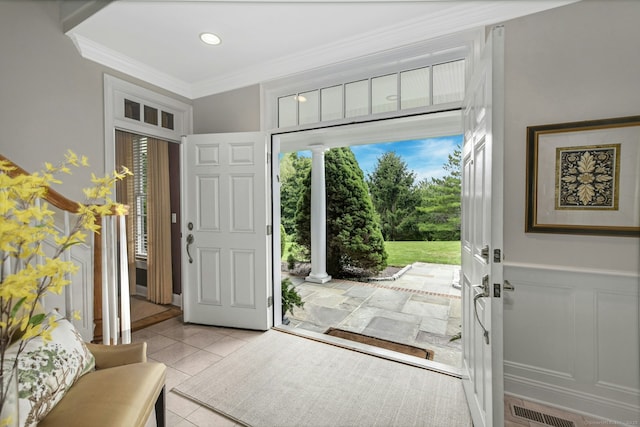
left=133, top=137, right=148, bottom=258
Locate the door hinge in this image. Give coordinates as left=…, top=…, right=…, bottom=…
left=267, top=296, right=273, bottom=308
left=266, top=225, right=272, bottom=235
left=493, top=283, right=501, bottom=298
left=493, top=248, right=501, bottom=263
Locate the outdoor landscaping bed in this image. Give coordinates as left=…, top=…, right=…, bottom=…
left=282, top=262, right=405, bottom=281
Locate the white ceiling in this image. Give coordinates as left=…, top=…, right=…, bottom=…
left=66, top=1, right=576, bottom=100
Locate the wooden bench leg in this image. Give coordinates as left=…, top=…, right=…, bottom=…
left=155, top=386, right=166, bottom=427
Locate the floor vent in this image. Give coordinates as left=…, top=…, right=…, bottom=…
left=511, top=404, right=576, bottom=427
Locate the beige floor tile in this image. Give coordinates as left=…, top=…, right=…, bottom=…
left=203, top=335, right=248, bottom=357
left=139, top=333, right=179, bottom=354
left=180, top=329, right=227, bottom=349
left=160, top=324, right=208, bottom=341
left=225, top=329, right=265, bottom=341
left=146, top=317, right=184, bottom=333
left=173, top=349, right=223, bottom=376
left=132, top=328, right=161, bottom=341
left=150, top=341, right=200, bottom=365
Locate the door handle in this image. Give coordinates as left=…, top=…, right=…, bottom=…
left=480, top=245, right=490, bottom=263
left=473, top=275, right=490, bottom=297
left=504, top=280, right=515, bottom=291
left=186, top=234, right=194, bottom=264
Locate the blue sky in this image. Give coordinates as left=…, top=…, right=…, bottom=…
left=289, top=134, right=462, bottom=183
left=351, top=135, right=462, bottom=183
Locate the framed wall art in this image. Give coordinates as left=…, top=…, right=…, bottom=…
left=526, top=115, right=640, bottom=237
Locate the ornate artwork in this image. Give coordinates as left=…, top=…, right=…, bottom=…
left=555, top=144, right=620, bottom=210
left=526, top=116, right=640, bottom=237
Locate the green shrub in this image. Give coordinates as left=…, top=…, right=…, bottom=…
left=281, top=278, right=304, bottom=316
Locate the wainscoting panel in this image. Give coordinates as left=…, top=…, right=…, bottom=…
left=41, top=240, right=93, bottom=342
left=69, top=242, right=93, bottom=341
left=503, top=262, right=639, bottom=425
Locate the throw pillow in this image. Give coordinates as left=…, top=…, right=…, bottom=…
left=2, top=310, right=95, bottom=427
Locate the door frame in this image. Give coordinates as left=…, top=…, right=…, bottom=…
left=102, top=75, right=192, bottom=315
left=270, top=110, right=464, bottom=332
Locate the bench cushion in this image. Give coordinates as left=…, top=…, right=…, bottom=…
left=38, top=362, right=166, bottom=427
left=5, top=310, right=95, bottom=427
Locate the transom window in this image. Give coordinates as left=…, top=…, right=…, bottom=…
left=277, top=59, right=465, bottom=128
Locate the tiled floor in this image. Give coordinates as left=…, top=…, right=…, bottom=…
left=134, top=315, right=257, bottom=427
left=137, top=315, right=612, bottom=427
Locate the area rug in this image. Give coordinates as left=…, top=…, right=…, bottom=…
left=130, top=297, right=182, bottom=331
left=173, top=329, right=471, bottom=427
left=325, top=327, right=434, bottom=360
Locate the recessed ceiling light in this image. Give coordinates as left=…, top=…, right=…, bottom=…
left=200, top=33, right=221, bottom=46
left=294, top=95, right=307, bottom=103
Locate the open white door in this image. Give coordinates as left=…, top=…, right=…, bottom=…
left=182, top=132, right=271, bottom=330
left=461, top=26, right=505, bottom=427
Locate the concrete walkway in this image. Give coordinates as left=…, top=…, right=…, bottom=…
left=284, top=262, right=462, bottom=369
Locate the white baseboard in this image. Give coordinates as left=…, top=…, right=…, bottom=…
left=505, top=375, right=640, bottom=426
left=172, top=293, right=182, bottom=309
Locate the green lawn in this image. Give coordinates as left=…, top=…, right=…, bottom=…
left=282, top=239, right=460, bottom=266
left=384, top=241, right=460, bottom=266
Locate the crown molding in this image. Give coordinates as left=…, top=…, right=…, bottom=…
left=68, top=33, right=193, bottom=98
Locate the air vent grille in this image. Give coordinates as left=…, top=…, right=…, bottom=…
left=511, top=404, right=576, bottom=427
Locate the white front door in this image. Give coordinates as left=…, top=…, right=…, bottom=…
left=461, top=26, right=505, bottom=427
left=182, top=132, right=271, bottom=330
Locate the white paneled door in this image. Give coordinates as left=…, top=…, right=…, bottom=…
left=461, top=26, right=505, bottom=427
left=182, top=133, right=271, bottom=330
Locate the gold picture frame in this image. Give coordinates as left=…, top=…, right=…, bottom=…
left=525, top=116, right=640, bottom=237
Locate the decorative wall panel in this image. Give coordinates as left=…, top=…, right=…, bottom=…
left=503, top=263, right=639, bottom=424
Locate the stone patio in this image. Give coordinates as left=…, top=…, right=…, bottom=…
left=284, top=262, right=463, bottom=369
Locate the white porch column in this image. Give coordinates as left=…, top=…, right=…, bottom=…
left=306, top=145, right=331, bottom=284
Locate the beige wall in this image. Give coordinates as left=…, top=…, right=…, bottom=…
left=0, top=1, right=190, bottom=201
left=193, top=85, right=261, bottom=134
left=500, top=2, right=639, bottom=420
left=503, top=0, right=640, bottom=274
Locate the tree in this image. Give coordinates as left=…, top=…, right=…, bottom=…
left=416, top=146, right=461, bottom=241
left=367, top=152, right=422, bottom=241
left=280, top=152, right=311, bottom=235
left=295, top=147, right=387, bottom=278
